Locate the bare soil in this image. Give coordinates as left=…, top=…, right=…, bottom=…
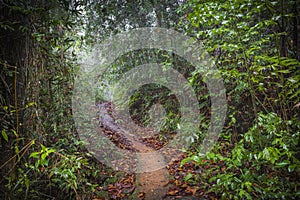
left=98, top=102, right=170, bottom=200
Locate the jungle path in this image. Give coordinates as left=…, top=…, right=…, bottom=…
left=98, top=102, right=170, bottom=200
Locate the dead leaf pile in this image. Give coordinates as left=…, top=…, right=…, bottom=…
left=140, top=133, right=168, bottom=150
left=96, top=173, right=136, bottom=200
left=166, top=154, right=216, bottom=199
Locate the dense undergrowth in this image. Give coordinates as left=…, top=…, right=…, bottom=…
left=178, top=0, right=300, bottom=199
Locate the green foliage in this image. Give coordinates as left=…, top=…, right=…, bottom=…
left=0, top=1, right=106, bottom=199
left=180, top=0, right=300, bottom=199
left=182, top=0, right=300, bottom=119
left=84, top=0, right=182, bottom=43
left=29, top=144, right=56, bottom=168
left=182, top=113, right=300, bottom=199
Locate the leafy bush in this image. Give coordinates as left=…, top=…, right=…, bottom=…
left=179, top=0, right=300, bottom=199
left=182, top=113, right=299, bottom=199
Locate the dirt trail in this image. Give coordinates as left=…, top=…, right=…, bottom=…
left=98, top=102, right=170, bottom=199
left=136, top=158, right=169, bottom=199
left=134, top=142, right=169, bottom=200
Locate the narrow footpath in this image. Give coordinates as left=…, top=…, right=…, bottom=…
left=98, top=102, right=170, bottom=200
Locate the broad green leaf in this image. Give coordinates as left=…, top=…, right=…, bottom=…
left=184, top=173, right=193, bottom=182
left=1, top=130, right=8, bottom=142
left=29, top=152, right=40, bottom=158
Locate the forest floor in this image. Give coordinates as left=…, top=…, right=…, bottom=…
left=94, top=102, right=215, bottom=200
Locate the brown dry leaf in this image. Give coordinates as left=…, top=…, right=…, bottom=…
left=180, top=183, right=188, bottom=188
left=221, top=166, right=226, bottom=172
left=168, top=189, right=179, bottom=195
left=107, top=184, right=116, bottom=189
left=185, top=186, right=198, bottom=195
left=137, top=192, right=145, bottom=198
left=119, top=193, right=125, bottom=198
left=174, top=180, right=180, bottom=186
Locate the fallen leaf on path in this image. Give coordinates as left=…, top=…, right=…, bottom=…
left=185, top=186, right=198, bottom=195
left=168, top=189, right=179, bottom=195
left=137, top=192, right=145, bottom=198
